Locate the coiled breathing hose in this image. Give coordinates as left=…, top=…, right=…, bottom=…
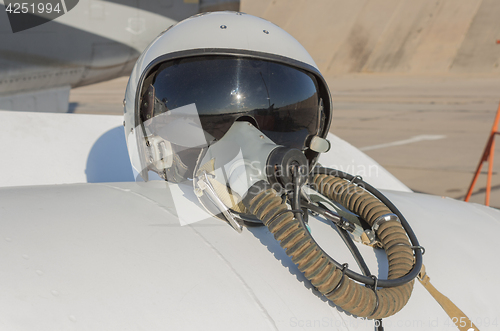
left=241, top=167, right=420, bottom=319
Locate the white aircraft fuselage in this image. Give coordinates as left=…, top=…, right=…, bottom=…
left=0, top=0, right=238, bottom=111
left=1, top=110, right=499, bottom=330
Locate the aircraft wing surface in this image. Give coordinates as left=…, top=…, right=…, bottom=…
left=0, top=110, right=409, bottom=192
left=0, top=180, right=498, bottom=330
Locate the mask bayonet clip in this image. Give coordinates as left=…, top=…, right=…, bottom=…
left=196, top=171, right=243, bottom=233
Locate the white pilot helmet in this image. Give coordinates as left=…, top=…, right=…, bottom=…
left=121, top=14, right=422, bottom=320
left=123, top=11, right=332, bottom=182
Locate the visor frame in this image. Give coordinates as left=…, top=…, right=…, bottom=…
left=134, top=49, right=333, bottom=179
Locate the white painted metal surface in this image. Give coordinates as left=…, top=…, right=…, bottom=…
left=0, top=110, right=408, bottom=191
left=0, top=109, right=495, bottom=330
left=0, top=86, right=70, bottom=113
left=55, top=0, right=177, bottom=55
left=0, top=180, right=499, bottom=330
left=0, top=110, right=133, bottom=187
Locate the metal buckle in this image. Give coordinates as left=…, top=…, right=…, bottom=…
left=371, top=213, right=400, bottom=232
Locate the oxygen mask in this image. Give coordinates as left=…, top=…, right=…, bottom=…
left=193, top=121, right=309, bottom=232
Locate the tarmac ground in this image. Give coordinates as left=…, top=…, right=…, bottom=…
left=69, top=74, right=500, bottom=208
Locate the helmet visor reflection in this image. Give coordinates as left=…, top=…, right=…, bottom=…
left=139, top=56, right=322, bottom=151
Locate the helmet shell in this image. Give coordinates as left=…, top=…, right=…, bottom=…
left=124, top=12, right=332, bottom=180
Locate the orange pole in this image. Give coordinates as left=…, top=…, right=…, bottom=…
left=465, top=135, right=494, bottom=202
left=465, top=101, right=500, bottom=203
left=486, top=138, right=495, bottom=206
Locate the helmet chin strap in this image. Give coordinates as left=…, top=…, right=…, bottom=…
left=195, top=158, right=246, bottom=214
left=194, top=158, right=245, bottom=233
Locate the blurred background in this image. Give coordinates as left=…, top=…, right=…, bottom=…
left=241, top=0, right=500, bottom=207
left=2, top=0, right=500, bottom=206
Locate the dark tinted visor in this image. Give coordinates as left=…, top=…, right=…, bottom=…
left=140, top=56, right=323, bottom=150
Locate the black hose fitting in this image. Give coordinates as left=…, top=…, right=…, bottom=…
left=266, top=147, right=308, bottom=190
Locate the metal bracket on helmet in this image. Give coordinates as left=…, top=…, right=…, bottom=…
left=145, top=135, right=173, bottom=172
left=309, top=136, right=331, bottom=153
left=196, top=171, right=243, bottom=233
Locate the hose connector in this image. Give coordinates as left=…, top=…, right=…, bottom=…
left=371, top=213, right=400, bottom=232
left=266, top=147, right=308, bottom=192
